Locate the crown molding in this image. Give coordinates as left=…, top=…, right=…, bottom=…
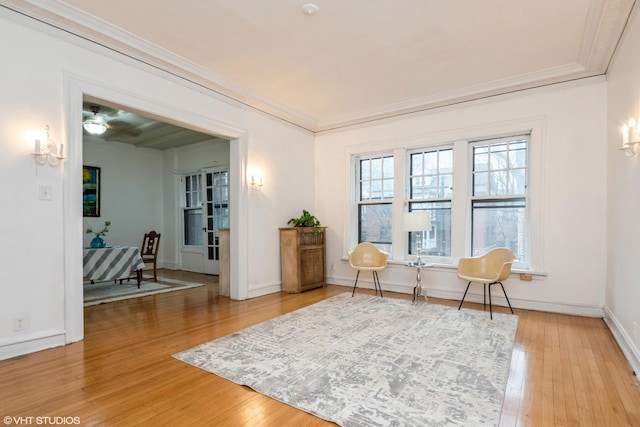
left=1, top=0, right=633, bottom=133
left=0, top=0, right=319, bottom=132
left=315, top=65, right=598, bottom=132
left=578, top=0, right=636, bottom=72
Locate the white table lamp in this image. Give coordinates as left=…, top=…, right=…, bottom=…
left=403, top=211, right=432, bottom=261
left=403, top=211, right=432, bottom=303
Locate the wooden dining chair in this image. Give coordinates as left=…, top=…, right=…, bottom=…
left=141, top=230, right=161, bottom=282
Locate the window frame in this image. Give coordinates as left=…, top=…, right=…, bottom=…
left=182, top=172, right=203, bottom=248
left=355, top=154, right=395, bottom=253
left=345, top=117, right=544, bottom=273
left=406, top=145, right=454, bottom=264
left=468, top=134, right=530, bottom=269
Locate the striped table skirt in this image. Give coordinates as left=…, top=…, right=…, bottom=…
left=83, top=246, right=145, bottom=282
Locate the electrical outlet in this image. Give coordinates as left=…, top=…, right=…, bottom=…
left=13, top=315, right=27, bottom=331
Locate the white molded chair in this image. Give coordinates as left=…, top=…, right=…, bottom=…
left=348, top=242, right=388, bottom=297
left=457, top=247, right=515, bottom=319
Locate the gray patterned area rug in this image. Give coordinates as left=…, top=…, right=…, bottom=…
left=173, top=293, right=518, bottom=426
left=84, top=276, right=204, bottom=306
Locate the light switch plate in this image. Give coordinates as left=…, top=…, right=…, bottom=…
left=39, top=185, right=53, bottom=201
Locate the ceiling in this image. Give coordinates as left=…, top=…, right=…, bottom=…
left=81, top=99, right=224, bottom=150
left=4, top=0, right=636, bottom=132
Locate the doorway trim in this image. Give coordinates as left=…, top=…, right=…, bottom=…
left=64, top=74, right=250, bottom=343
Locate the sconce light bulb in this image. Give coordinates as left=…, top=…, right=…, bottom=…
left=629, top=118, right=636, bottom=128
left=622, top=124, right=629, bottom=134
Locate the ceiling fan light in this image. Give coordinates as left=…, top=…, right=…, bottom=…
left=83, top=117, right=108, bottom=135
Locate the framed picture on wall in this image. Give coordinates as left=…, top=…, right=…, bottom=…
left=83, top=165, right=101, bottom=217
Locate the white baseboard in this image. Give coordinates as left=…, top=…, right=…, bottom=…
left=159, top=261, right=179, bottom=270
left=0, top=331, right=66, bottom=361
left=328, top=275, right=604, bottom=317
left=248, top=281, right=282, bottom=299
left=603, top=306, right=640, bottom=378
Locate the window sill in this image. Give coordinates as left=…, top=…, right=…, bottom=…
left=342, top=257, right=547, bottom=278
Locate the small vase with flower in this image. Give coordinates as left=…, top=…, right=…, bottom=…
left=87, top=221, right=111, bottom=248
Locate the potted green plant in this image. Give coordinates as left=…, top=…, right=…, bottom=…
left=288, top=210, right=321, bottom=228
left=87, top=220, right=111, bottom=248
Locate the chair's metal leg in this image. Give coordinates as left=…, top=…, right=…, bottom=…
left=483, top=283, right=487, bottom=308
left=351, top=271, right=360, bottom=297
left=371, top=271, right=377, bottom=296
left=373, top=271, right=383, bottom=298
left=488, top=282, right=494, bottom=320
left=458, top=282, right=472, bottom=310
left=499, top=282, right=514, bottom=314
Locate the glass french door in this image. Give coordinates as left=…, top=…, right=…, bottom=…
left=202, top=167, right=229, bottom=274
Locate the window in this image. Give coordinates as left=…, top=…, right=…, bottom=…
left=470, top=135, right=528, bottom=262
left=408, top=148, right=453, bottom=257
left=350, top=128, right=535, bottom=269
left=183, top=173, right=202, bottom=246
left=357, top=155, right=393, bottom=253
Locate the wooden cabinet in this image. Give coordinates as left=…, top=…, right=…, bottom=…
left=279, top=227, right=326, bottom=293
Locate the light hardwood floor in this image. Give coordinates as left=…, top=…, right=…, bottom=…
left=1, top=270, right=639, bottom=426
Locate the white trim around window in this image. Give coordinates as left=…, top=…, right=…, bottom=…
left=343, top=116, right=546, bottom=273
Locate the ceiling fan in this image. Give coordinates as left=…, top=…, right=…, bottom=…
left=82, top=104, right=142, bottom=138
left=83, top=106, right=108, bottom=135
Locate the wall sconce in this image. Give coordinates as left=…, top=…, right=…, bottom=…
left=247, top=166, right=264, bottom=191
left=620, top=117, right=640, bottom=157
left=250, top=173, right=263, bottom=190
left=32, top=125, right=64, bottom=170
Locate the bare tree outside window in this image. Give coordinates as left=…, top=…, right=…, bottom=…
left=471, top=136, right=528, bottom=262
left=408, top=148, right=453, bottom=257
left=358, top=155, right=393, bottom=253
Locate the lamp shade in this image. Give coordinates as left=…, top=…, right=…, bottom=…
left=403, top=211, right=432, bottom=232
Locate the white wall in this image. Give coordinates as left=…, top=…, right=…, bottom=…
left=82, top=139, right=163, bottom=249
left=605, top=5, right=640, bottom=374
left=243, top=112, right=317, bottom=296
left=2, top=1, right=631, bottom=365
left=0, top=8, right=314, bottom=359
left=315, top=79, right=608, bottom=317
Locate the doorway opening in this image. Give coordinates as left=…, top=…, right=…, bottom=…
left=82, top=96, right=230, bottom=276
left=65, top=76, right=251, bottom=344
